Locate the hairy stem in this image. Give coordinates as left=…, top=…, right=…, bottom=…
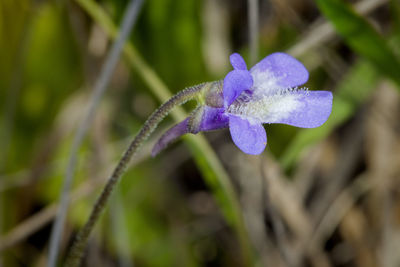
left=48, top=0, right=145, bottom=265
left=64, top=84, right=205, bottom=267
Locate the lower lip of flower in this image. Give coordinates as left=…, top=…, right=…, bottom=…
left=225, top=88, right=307, bottom=124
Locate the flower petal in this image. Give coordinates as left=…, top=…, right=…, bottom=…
left=223, top=70, right=253, bottom=108
left=230, top=53, right=247, bottom=70
left=198, top=107, right=229, bottom=132
left=229, top=115, right=267, bottom=155
left=152, top=118, right=189, bottom=157
left=262, top=90, right=333, bottom=128
left=250, top=52, right=309, bottom=93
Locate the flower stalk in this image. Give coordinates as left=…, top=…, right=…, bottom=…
left=64, top=83, right=205, bottom=267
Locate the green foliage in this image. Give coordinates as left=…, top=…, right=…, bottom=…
left=108, top=168, right=198, bottom=267
left=316, top=0, right=400, bottom=88
left=136, top=0, right=205, bottom=89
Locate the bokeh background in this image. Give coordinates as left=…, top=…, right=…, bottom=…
left=1, top=0, right=400, bottom=266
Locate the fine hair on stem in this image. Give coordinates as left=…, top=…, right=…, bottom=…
left=47, top=0, right=145, bottom=265
left=64, top=83, right=205, bottom=267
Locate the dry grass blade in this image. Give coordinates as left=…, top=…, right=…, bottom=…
left=248, top=0, right=259, bottom=65
left=287, top=0, right=389, bottom=57
left=47, top=0, right=145, bottom=265
left=0, top=177, right=104, bottom=252
left=260, top=153, right=331, bottom=267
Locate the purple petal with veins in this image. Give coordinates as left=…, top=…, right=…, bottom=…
left=265, top=90, right=333, bottom=128
left=226, top=90, right=333, bottom=129
left=223, top=70, right=253, bottom=108
left=198, top=107, right=229, bottom=132
left=250, top=52, right=309, bottom=93
left=229, top=115, right=267, bottom=155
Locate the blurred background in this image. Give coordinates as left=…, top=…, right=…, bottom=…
left=1, top=0, right=400, bottom=266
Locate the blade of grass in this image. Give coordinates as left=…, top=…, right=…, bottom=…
left=287, top=0, right=390, bottom=57
left=110, top=190, right=134, bottom=267
left=0, top=9, right=34, bottom=267
left=315, top=0, right=400, bottom=88
left=47, top=0, right=145, bottom=266
left=390, top=0, right=400, bottom=36
left=248, top=0, right=259, bottom=65
left=73, top=0, right=254, bottom=265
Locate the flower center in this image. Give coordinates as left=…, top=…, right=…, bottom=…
left=226, top=88, right=308, bottom=124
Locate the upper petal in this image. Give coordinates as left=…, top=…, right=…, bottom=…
left=229, top=115, right=267, bottom=155
left=230, top=53, right=247, bottom=70
left=250, top=52, right=309, bottom=93
left=223, top=70, right=253, bottom=108
left=262, top=90, right=333, bottom=128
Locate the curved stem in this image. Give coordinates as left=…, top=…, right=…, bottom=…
left=64, top=84, right=205, bottom=267
left=49, top=0, right=145, bottom=265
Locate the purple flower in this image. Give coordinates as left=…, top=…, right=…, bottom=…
left=152, top=52, right=332, bottom=156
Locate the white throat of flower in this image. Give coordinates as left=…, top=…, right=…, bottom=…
left=226, top=87, right=309, bottom=125
left=251, top=68, right=282, bottom=95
